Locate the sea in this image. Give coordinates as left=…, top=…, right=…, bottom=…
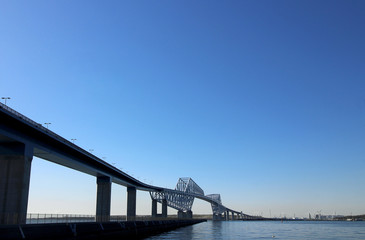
left=145, top=220, right=365, bottom=240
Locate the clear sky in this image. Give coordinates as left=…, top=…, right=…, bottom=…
left=1, top=0, right=365, bottom=218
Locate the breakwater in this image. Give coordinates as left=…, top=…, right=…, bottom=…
left=0, top=219, right=206, bottom=240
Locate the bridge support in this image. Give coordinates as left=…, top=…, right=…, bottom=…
left=186, top=210, right=193, bottom=219
left=151, top=199, right=157, bottom=217
left=127, top=187, right=136, bottom=221
left=213, top=213, right=223, bottom=220
left=178, top=210, right=184, bottom=218
left=96, top=176, right=111, bottom=222
left=0, top=142, right=33, bottom=225
left=178, top=210, right=193, bottom=219
left=162, top=199, right=168, bottom=218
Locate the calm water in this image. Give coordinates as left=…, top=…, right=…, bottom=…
left=145, top=220, right=365, bottom=240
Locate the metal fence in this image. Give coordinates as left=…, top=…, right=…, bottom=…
left=23, top=214, right=178, bottom=224
left=26, top=213, right=95, bottom=224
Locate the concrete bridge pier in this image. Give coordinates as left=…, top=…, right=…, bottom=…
left=151, top=198, right=168, bottom=218
left=162, top=199, right=168, bottom=218
left=178, top=210, right=193, bottom=219
left=231, top=212, right=235, bottom=220
left=96, top=176, right=111, bottom=222
left=127, top=187, right=136, bottom=221
left=186, top=210, right=192, bottom=219
left=213, top=213, right=225, bottom=220
left=0, top=142, right=33, bottom=225
left=151, top=199, right=157, bottom=217
left=178, top=210, right=183, bottom=218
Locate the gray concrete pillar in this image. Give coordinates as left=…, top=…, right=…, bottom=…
left=178, top=210, right=184, bottom=219
left=162, top=199, right=168, bottom=218
left=231, top=212, right=234, bottom=220
left=213, top=213, right=223, bottom=220
left=127, top=186, right=136, bottom=221
left=0, top=142, right=33, bottom=225
left=151, top=199, right=157, bottom=218
left=186, top=210, right=193, bottom=219
left=226, top=211, right=230, bottom=221
left=223, top=211, right=226, bottom=220
left=96, top=176, right=111, bottom=222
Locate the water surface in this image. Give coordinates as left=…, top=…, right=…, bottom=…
left=145, top=220, right=365, bottom=240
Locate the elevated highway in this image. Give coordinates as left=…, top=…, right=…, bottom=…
left=0, top=102, right=256, bottom=224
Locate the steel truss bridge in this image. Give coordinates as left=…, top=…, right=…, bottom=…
left=150, top=177, right=256, bottom=220
left=0, top=102, right=259, bottom=224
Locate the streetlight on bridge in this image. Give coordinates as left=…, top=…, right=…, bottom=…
left=1, top=97, right=10, bottom=105
left=44, top=123, right=51, bottom=129
left=71, top=138, right=77, bottom=143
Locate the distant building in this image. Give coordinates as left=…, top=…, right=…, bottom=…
left=315, top=214, right=344, bottom=220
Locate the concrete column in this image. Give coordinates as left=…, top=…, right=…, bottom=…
left=223, top=211, right=226, bottom=221
left=0, top=142, right=33, bottom=225
left=226, top=211, right=230, bottom=221
left=178, top=210, right=184, bottom=219
left=96, top=176, right=111, bottom=222
left=186, top=210, right=193, bottom=219
left=162, top=199, right=168, bottom=218
left=151, top=199, right=157, bottom=218
left=231, top=212, right=234, bottom=220
left=127, top=187, right=136, bottom=221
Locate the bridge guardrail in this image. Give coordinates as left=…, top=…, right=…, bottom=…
left=1, top=213, right=183, bottom=224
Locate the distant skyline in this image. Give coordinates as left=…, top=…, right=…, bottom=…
left=1, top=0, right=365, bottom=218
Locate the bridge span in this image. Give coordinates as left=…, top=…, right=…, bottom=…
left=0, top=103, right=256, bottom=224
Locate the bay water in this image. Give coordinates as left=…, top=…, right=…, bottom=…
left=145, top=220, right=365, bottom=240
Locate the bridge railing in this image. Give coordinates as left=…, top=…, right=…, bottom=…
left=26, top=213, right=95, bottom=224
left=0, top=213, right=180, bottom=224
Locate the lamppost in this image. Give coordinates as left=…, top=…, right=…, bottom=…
left=44, top=122, right=51, bottom=129
left=71, top=138, right=77, bottom=143
left=89, top=149, right=94, bottom=153
left=1, top=97, right=10, bottom=105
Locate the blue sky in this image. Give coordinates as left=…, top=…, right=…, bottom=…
left=1, top=0, right=365, bottom=218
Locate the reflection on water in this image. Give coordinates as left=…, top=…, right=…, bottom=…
left=145, top=220, right=365, bottom=240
